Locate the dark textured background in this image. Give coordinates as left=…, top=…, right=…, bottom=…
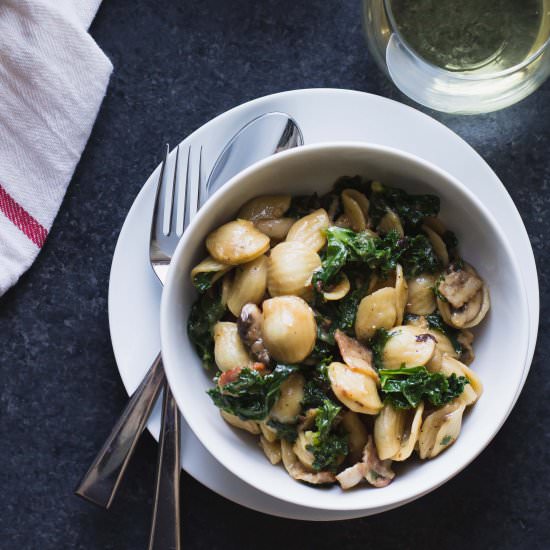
left=1, top=1, right=549, bottom=548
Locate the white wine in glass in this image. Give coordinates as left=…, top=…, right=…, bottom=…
left=363, top=0, right=550, bottom=113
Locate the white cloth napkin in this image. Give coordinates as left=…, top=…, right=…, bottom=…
left=0, top=0, right=112, bottom=296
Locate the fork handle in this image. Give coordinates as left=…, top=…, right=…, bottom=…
left=148, top=381, right=181, bottom=550
left=75, top=352, right=165, bottom=508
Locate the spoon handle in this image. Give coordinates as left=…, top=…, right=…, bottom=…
left=75, top=352, right=165, bottom=508
left=148, top=382, right=181, bottom=550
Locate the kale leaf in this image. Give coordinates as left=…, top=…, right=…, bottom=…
left=399, top=233, right=442, bottom=276
left=379, top=366, right=469, bottom=409
left=286, top=193, right=322, bottom=218
left=192, top=271, right=216, bottom=293
left=369, top=181, right=440, bottom=229
left=267, top=419, right=298, bottom=443
left=306, top=400, right=349, bottom=472
left=425, top=312, right=463, bottom=355
left=312, top=227, right=441, bottom=292
left=187, top=292, right=226, bottom=369
left=207, top=365, right=297, bottom=421
left=369, top=328, right=391, bottom=370
left=302, top=360, right=332, bottom=410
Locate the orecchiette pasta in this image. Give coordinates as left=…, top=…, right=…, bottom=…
left=418, top=402, right=466, bottom=459
left=378, top=210, right=404, bottom=237
left=253, top=217, right=295, bottom=241
left=267, top=241, right=321, bottom=301
left=342, top=189, right=370, bottom=231
left=213, top=322, right=252, bottom=372
left=190, top=177, right=490, bottom=492
left=382, top=325, right=436, bottom=369
left=190, top=256, right=232, bottom=287
left=355, top=287, right=398, bottom=341
left=406, top=273, right=437, bottom=315
left=261, top=296, right=316, bottom=363
left=237, top=194, right=291, bottom=221
left=395, top=264, right=408, bottom=326
left=422, top=224, right=449, bottom=267
left=206, top=219, right=270, bottom=264
left=226, top=255, right=268, bottom=317
left=286, top=208, right=330, bottom=252
left=269, top=373, right=305, bottom=423
left=328, top=361, right=383, bottom=415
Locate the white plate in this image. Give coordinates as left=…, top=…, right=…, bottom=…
left=108, top=89, right=539, bottom=521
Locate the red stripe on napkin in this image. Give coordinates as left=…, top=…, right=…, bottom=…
left=0, top=184, right=48, bottom=248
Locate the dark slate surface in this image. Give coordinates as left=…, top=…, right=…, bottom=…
left=1, top=0, right=549, bottom=548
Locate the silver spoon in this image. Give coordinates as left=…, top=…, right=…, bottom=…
left=75, top=112, right=303, bottom=511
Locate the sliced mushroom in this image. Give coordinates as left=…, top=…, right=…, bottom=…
left=334, top=329, right=379, bottom=382
left=363, top=436, right=395, bottom=488
left=438, top=262, right=483, bottom=309
left=280, top=440, right=336, bottom=484
left=260, top=436, right=282, bottom=464
left=335, top=462, right=366, bottom=490
left=237, top=303, right=270, bottom=365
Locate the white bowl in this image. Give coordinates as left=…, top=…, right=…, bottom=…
left=161, top=142, right=529, bottom=513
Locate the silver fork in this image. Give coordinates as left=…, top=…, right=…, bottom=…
left=76, top=144, right=200, bottom=549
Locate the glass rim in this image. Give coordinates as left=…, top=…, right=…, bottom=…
left=384, top=0, right=550, bottom=81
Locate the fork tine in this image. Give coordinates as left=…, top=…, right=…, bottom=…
left=152, top=144, right=170, bottom=245
left=184, top=146, right=201, bottom=231
left=175, top=146, right=189, bottom=237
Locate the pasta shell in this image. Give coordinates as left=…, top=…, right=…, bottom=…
left=355, top=287, right=397, bottom=341
left=378, top=211, right=404, bottom=237
left=260, top=436, right=282, bottom=465
left=342, top=189, right=369, bottom=231
left=323, top=273, right=351, bottom=301
left=395, top=264, right=408, bottom=326
left=220, top=272, right=232, bottom=306
left=328, top=362, right=383, bottom=415
left=374, top=403, right=406, bottom=460
left=438, top=355, right=483, bottom=406
left=259, top=421, right=278, bottom=443
left=220, top=410, right=260, bottom=435
left=426, top=331, right=460, bottom=370
left=423, top=216, right=447, bottom=235
left=206, top=220, right=270, bottom=265
left=226, top=255, right=268, bottom=316
left=281, top=439, right=336, bottom=484
left=254, top=217, right=295, bottom=241
left=237, top=195, right=291, bottom=221
left=261, top=296, right=317, bottom=363
left=335, top=214, right=352, bottom=229
left=367, top=271, right=395, bottom=294
left=406, top=273, right=437, bottom=315
left=382, top=325, right=436, bottom=369
left=286, top=208, right=330, bottom=252
left=457, top=330, right=475, bottom=365
left=270, top=373, right=305, bottom=423
left=213, top=322, right=251, bottom=372
left=267, top=241, right=321, bottom=301
left=422, top=225, right=449, bottom=267
left=293, top=431, right=316, bottom=469
left=392, top=402, right=424, bottom=461
left=190, top=256, right=232, bottom=287
left=418, top=402, right=466, bottom=459
left=340, top=411, right=369, bottom=464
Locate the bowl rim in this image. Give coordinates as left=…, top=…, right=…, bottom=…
left=160, top=141, right=530, bottom=511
